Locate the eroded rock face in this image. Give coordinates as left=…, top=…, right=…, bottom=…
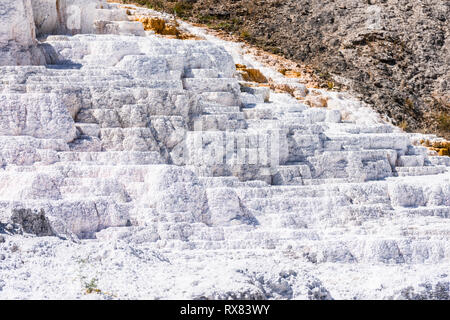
left=0, top=0, right=45, bottom=65
left=31, top=0, right=61, bottom=35
left=10, top=208, right=55, bottom=237
left=0, top=93, right=77, bottom=142
left=396, top=282, right=450, bottom=300
left=161, top=0, right=450, bottom=138
left=32, top=0, right=144, bottom=36
left=141, top=165, right=210, bottom=224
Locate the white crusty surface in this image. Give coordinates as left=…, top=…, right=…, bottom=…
left=0, top=0, right=45, bottom=65
left=0, top=0, right=449, bottom=300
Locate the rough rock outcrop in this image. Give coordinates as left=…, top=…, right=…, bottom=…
left=0, top=93, right=77, bottom=142
left=0, top=0, right=45, bottom=65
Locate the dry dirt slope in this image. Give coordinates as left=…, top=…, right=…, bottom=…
left=119, top=0, right=450, bottom=139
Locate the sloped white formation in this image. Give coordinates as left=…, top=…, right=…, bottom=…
left=0, top=1, right=449, bottom=300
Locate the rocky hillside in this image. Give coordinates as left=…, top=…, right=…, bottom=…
left=121, top=0, right=450, bottom=138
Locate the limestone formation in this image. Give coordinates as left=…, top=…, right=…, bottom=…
left=0, top=0, right=449, bottom=300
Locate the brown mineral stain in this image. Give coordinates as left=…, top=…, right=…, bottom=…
left=236, top=64, right=268, bottom=83
left=420, top=140, right=450, bottom=157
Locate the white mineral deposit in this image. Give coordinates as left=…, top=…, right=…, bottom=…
left=0, top=0, right=449, bottom=300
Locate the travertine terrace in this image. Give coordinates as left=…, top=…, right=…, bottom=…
left=0, top=0, right=449, bottom=300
